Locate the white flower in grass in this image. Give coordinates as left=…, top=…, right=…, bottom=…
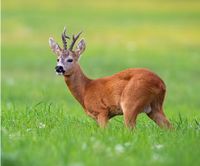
left=115, top=144, right=124, bottom=154
left=153, top=144, right=164, bottom=150
left=38, top=122, right=45, bottom=128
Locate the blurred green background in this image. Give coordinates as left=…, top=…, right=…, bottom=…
left=2, top=0, right=200, bottom=166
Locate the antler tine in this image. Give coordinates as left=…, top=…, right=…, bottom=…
left=69, top=31, right=82, bottom=51
left=61, top=27, right=70, bottom=50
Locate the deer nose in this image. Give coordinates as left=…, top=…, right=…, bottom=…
left=55, top=66, right=64, bottom=73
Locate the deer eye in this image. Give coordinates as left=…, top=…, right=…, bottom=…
left=67, top=59, right=73, bottom=63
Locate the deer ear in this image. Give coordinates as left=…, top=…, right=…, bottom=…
left=75, top=39, right=86, bottom=58
left=49, top=37, right=62, bottom=56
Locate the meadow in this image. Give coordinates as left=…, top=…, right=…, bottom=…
left=2, top=0, right=200, bottom=166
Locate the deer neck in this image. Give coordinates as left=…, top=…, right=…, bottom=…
left=64, top=64, right=91, bottom=107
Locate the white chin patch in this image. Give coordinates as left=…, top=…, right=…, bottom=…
left=56, top=72, right=64, bottom=76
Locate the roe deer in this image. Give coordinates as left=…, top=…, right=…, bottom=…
left=49, top=27, right=171, bottom=129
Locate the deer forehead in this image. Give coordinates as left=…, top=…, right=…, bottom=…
left=60, top=50, right=74, bottom=58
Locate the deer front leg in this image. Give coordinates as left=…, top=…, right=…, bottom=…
left=85, top=109, right=108, bottom=128
left=97, top=113, right=108, bottom=128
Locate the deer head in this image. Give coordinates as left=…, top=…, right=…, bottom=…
left=49, top=27, right=86, bottom=76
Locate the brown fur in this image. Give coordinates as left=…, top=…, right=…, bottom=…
left=64, top=63, right=171, bottom=129
left=49, top=29, right=171, bottom=129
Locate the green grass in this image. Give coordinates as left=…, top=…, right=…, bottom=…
left=2, top=0, right=200, bottom=166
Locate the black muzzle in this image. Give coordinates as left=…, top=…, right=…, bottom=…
left=55, top=66, right=65, bottom=74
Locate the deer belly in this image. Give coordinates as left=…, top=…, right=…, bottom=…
left=108, top=106, right=123, bottom=118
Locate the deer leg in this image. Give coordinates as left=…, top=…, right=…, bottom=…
left=147, top=91, right=172, bottom=129
left=147, top=109, right=172, bottom=129
left=120, top=81, right=152, bottom=129
left=97, top=113, right=108, bottom=128
left=123, top=109, right=138, bottom=129
left=121, top=99, right=146, bottom=129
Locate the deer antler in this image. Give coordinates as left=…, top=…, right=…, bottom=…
left=61, top=27, right=70, bottom=50
left=69, top=31, right=82, bottom=51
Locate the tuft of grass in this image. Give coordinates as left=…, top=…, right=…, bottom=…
left=2, top=102, right=200, bottom=166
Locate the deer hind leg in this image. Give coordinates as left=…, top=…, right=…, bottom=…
left=147, top=108, right=171, bottom=129
left=121, top=95, right=151, bottom=129
left=147, top=96, right=172, bottom=129
left=121, top=102, right=140, bottom=129
left=120, top=80, right=154, bottom=129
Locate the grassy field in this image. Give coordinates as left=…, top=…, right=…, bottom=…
left=2, top=0, right=200, bottom=166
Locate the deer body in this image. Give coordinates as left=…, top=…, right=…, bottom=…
left=49, top=28, right=171, bottom=129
